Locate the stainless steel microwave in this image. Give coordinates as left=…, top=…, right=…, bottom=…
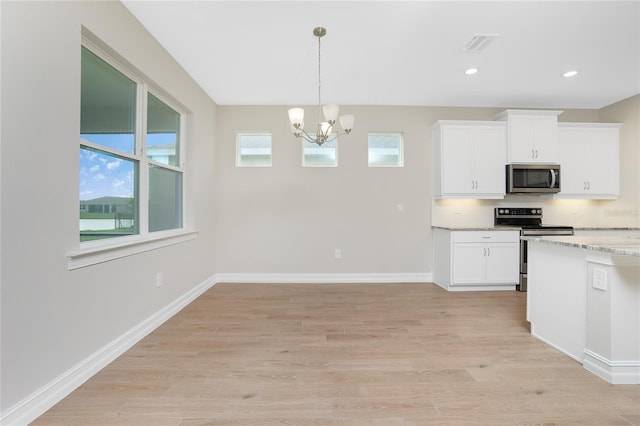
left=506, top=164, right=561, bottom=194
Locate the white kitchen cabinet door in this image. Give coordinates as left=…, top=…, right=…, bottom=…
left=440, top=125, right=475, bottom=195
left=451, top=243, right=486, bottom=284
left=473, top=125, right=507, bottom=195
left=484, top=243, right=520, bottom=283
left=497, top=110, right=562, bottom=163
left=433, top=121, right=506, bottom=199
left=452, top=242, right=519, bottom=285
left=557, top=124, right=620, bottom=199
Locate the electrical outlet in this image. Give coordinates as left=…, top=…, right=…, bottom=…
left=156, top=272, right=163, bottom=288
left=334, top=249, right=341, bottom=259
left=592, top=268, right=607, bottom=291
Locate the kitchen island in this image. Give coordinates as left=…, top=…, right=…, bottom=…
left=523, top=235, right=639, bottom=384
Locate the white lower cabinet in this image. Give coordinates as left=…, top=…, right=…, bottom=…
left=433, top=228, right=519, bottom=291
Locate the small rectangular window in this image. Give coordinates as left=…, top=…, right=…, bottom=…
left=302, top=139, right=337, bottom=167
left=368, top=133, right=404, bottom=167
left=237, top=133, right=272, bottom=167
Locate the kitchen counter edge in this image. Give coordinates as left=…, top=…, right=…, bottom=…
left=432, top=226, right=521, bottom=231
left=521, top=235, right=640, bottom=257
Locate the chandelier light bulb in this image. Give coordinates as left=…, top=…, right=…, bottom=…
left=323, top=104, right=339, bottom=123
left=288, top=108, right=304, bottom=127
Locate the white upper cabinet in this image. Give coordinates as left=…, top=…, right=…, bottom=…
left=495, top=110, right=563, bottom=163
left=556, top=123, right=620, bottom=199
left=432, top=121, right=507, bottom=199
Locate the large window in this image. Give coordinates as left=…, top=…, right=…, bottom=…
left=368, top=132, right=404, bottom=167
left=80, top=42, right=185, bottom=243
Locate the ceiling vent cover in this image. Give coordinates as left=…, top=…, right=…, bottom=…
left=463, top=34, right=499, bottom=53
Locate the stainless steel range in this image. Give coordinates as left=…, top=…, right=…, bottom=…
left=494, top=207, right=573, bottom=292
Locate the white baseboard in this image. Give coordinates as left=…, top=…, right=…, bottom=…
left=1, top=275, right=218, bottom=426
left=215, top=272, right=432, bottom=284
left=583, top=349, right=640, bottom=384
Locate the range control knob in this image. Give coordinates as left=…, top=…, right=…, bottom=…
left=498, top=209, right=504, bottom=214
left=537, top=209, right=542, bottom=214
left=531, top=209, right=536, bottom=214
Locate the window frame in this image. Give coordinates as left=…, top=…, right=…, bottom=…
left=301, top=138, right=339, bottom=167
left=367, top=132, right=405, bottom=167
left=236, top=132, right=273, bottom=167
left=71, top=35, right=194, bottom=270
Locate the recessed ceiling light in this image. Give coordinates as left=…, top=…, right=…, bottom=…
left=563, top=70, right=578, bottom=78
left=465, top=68, right=478, bottom=75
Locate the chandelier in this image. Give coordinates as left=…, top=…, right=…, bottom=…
left=288, top=27, right=354, bottom=146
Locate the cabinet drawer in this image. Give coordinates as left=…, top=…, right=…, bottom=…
left=451, top=231, right=519, bottom=243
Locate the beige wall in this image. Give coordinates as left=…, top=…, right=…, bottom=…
left=599, top=95, right=640, bottom=226
left=1, top=0, right=217, bottom=417
left=215, top=102, right=638, bottom=277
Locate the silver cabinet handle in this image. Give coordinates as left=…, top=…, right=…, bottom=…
left=587, top=181, right=591, bottom=190
left=487, top=247, right=491, bottom=256
left=584, top=181, right=587, bottom=190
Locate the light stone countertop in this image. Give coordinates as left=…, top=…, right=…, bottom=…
left=521, top=235, right=640, bottom=257
left=574, top=227, right=640, bottom=231
left=432, top=226, right=521, bottom=231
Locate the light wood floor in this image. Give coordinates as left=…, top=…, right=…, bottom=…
left=33, top=283, right=640, bottom=425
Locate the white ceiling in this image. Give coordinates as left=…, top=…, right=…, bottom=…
left=122, top=1, right=640, bottom=109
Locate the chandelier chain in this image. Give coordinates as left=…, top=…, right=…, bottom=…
left=317, top=32, right=322, bottom=138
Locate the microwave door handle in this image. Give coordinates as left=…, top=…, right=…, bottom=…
left=549, top=169, right=556, bottom=189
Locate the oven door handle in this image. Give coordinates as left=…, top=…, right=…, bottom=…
left=549, top=168, right=556, bottom=189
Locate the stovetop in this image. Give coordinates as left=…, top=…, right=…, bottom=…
left=494, top=207, right=573, bottom=232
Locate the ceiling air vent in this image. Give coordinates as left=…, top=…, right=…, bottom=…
left=463, top=34, right=499, bottom=53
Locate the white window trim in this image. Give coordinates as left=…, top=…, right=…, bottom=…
left=368, top=132, right=405, bottom=167
left=68, top=230, right=199, bottom=270
left=236, top=132, right=273, bottom=167
left=74, top=34, right=192, bottom=269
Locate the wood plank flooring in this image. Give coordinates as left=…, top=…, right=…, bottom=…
left=32, top=283, right=640, bottom=425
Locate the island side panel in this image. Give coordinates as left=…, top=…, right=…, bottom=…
left=527, top=241, right=587, bottom=363
left=584, top=251, right=640, bottom=384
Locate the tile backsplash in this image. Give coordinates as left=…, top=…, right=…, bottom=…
left=432, top=197, right=640, bottom=228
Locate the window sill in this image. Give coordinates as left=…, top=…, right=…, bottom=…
left=67, top=230, right=198, bottom=270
